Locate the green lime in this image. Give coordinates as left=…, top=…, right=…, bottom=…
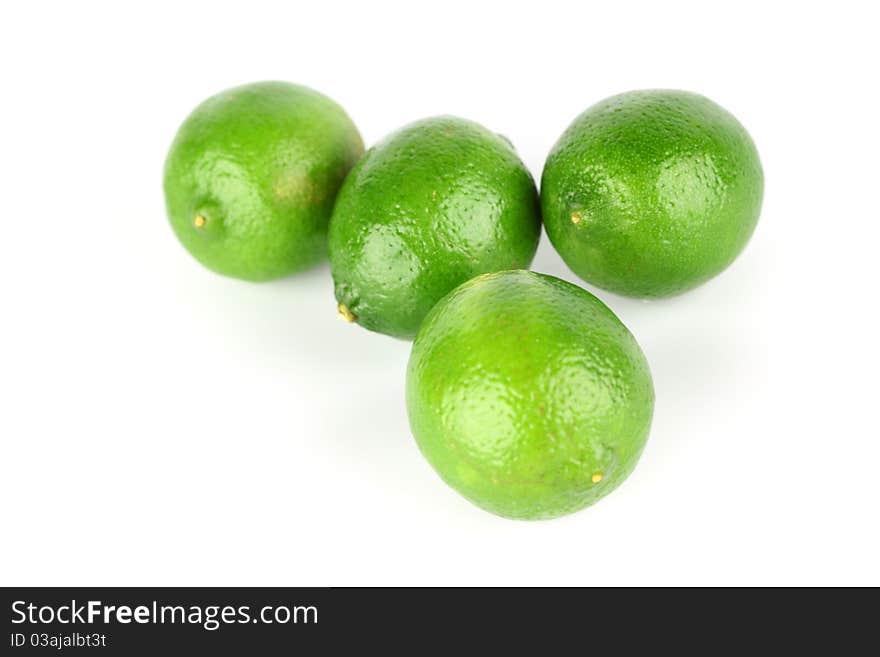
left=541, top=90, right=763, bottom=297
left=328, top=116, right=541, bottom=339
left=164, top=81, right=363, bottom=281
left=406, top=270, right=654, bottom=520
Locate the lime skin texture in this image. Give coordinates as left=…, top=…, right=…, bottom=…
left=541, top=89, right=763, bottom=298
left=406, top=270, right=654, bottom=520
left=328, top=116, right=542, bottom=339
left=164, top=81, right=364, bottom=281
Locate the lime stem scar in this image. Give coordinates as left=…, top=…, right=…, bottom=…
left=571, top=212, right=582, bottom=224
left=591, top=472, right=603, bottom=483
left=337, top=303, right=356, bottom=323
left=194, top=214, right=206, bottom=228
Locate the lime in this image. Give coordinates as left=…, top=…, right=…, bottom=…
left=406, top=270, right=654, bottom=520
left=328, top=116, right=541, bottom=339
left=164, top=81, right=363, bottom=281
left=541, top=89, right=763, bottom=297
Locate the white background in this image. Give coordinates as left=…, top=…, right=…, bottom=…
left=1, top=1, right=878, bottom=586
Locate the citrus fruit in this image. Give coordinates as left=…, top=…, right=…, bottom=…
left=328, top=116, right=541, bottom=339
left=541, top=89, right=763, bottom=297
left=406, top=269, right=654, bottom=520
left=164, top=81, right=363, bottom=281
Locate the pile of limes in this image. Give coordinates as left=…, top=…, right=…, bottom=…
left=164, top=81, right=762, bottom=520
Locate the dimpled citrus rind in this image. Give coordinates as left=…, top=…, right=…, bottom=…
left=164, top=81, right=363, bottom=281
left=406, top=270, right=654, bottom=520
left=541, top=89, right=763, bottom=298
left=328, top=116, right=541, bottom=339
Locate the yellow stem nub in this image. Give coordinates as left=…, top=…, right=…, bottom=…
left=337, top=303, right=356, bottom=323
left=194, top=214, right=207, bottom=228
left=591, top=472, right=603, bottom=484
left=571, top=212, right=583, bottom=225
